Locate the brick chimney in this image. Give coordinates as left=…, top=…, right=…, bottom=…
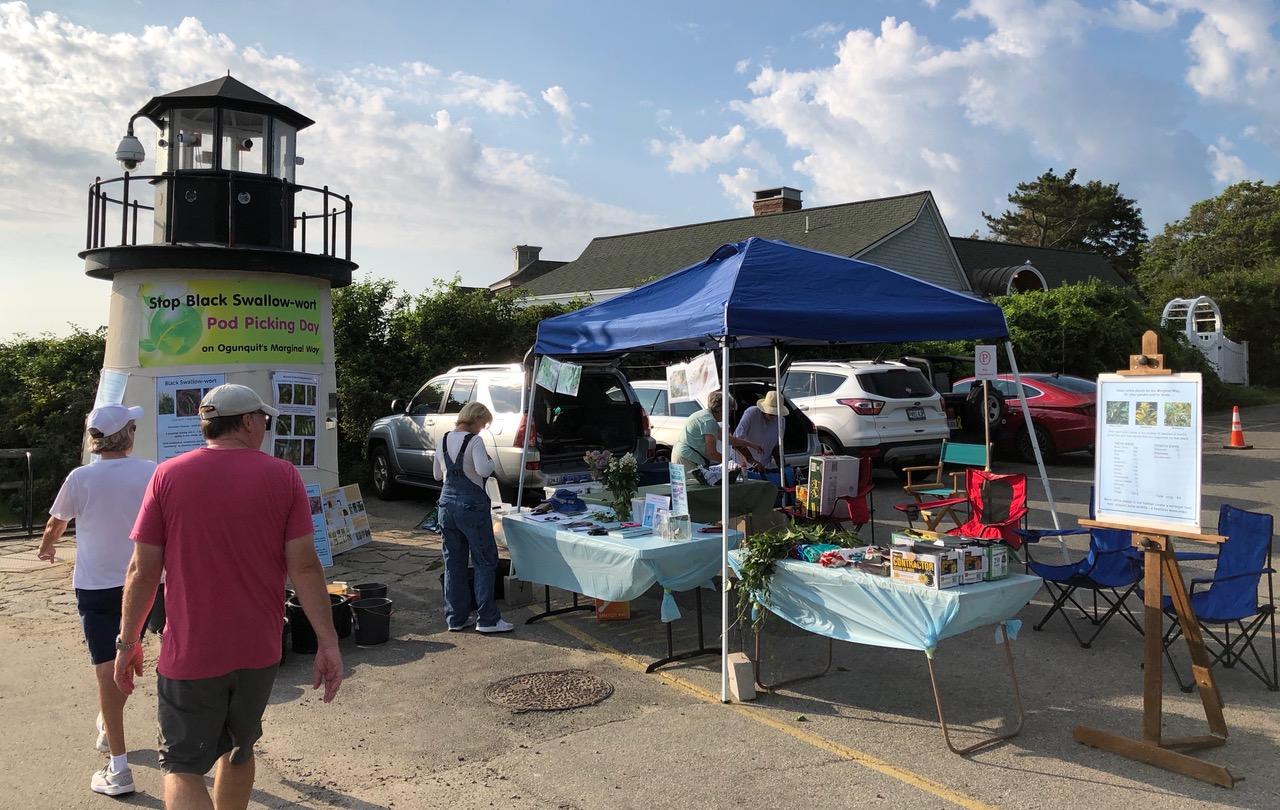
left=752, top=187, right=803, bottom=216
left=513, top=244, right=542, bottom=272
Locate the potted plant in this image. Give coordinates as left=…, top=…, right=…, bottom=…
left=599, top=453, right=639, bottom=521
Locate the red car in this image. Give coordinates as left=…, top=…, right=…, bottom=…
left=953, top=373, right=1096, bottom=462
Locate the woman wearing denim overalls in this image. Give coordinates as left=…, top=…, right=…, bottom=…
left=433, top=401, right=513, bottom=633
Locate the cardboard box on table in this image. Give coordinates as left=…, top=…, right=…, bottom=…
left=890, top=545, right=962, bottom=589
left=805, top=455, right=859, bottom=518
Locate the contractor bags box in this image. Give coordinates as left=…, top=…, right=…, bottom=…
left=890, top=546, right=962, bottom=589
left=806, top=455, right=860, bottom=518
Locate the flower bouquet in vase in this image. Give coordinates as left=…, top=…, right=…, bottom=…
left=582, top=449, right=611, bottom=482
left=600, top=453, right=639, bottom=521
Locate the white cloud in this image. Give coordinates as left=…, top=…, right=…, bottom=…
left=718, top=167, right=762, bottom=213
left=723, top=10, right=1215, bottom=237
left=0, top=3, right=652, bottom=336
left=541, top=85, right=590, bottom=144
left=648, top=125, right=747, bottom=173
left=735, top=58, right=752, bottom=74
left=801, top=22, right=844, bottom=41
left=1104, top=1, right=1179, bottom=31
left=1208, top=137, right=1251, bottom=183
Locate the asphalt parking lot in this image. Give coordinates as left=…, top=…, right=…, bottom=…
left=2, top=405, right=1276, bottom=808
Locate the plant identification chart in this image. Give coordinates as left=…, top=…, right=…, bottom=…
left=1094, top=373, right=1202, bottom=531
left=155, top=373, right=225, bottom=461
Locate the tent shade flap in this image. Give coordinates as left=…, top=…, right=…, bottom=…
left=534, top=237, right=1009, bottom=355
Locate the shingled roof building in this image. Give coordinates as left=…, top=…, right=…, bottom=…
left=494, top=188, right=976, bottom=302
left=491, top=187, right=1126, bottom=302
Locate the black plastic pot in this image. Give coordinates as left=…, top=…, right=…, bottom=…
left=330, top=594, right=353, bottom=639
left=353, top=582, right=388, bottom=600
left=352, top=597, right=393, bottom=646
left=286, top=598, right=317, bottom=654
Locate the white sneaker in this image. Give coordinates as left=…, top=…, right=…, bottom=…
left=90, top=764, right=135, bottom=796
left=447, top=616, right=476, bottom=632
left=95, top=714, right=108, bottom=754
left=477, top=619, right=514, bottom=634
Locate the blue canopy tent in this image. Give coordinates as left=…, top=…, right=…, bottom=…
left=518, top=237, right=1059, bottom=701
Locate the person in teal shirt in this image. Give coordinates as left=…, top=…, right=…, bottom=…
left=671, top=392, right=762, bottom=472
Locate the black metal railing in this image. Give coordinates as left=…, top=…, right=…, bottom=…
left=85, top=173, right=353, bottom=261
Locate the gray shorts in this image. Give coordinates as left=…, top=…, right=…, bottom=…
left=157, top=665, right=279, bottom=775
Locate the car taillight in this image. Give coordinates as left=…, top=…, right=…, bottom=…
left=514, top=414, right=538, bottom=448
left=838, top=398, right=884, bottom=416
left=640, top=409, right=651, bottom=436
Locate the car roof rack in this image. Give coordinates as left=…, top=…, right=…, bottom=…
left=446, top=363, right=522, bottom=374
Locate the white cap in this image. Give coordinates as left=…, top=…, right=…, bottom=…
left=88, top=404, right=144, bottom=436
left=198, top=384, right=280, bottom=419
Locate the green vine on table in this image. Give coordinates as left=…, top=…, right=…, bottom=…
left=734, top=524, right=863, bottom=632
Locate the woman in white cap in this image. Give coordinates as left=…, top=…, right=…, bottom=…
left=38, top=403, right=156, bottom=797
left=732, top=390, right=790, bottom=471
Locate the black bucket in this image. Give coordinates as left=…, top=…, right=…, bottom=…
left=352, top=597, right=393, bottom=646
left=330, top=594, right=353, bottom=639
left=353, top=582, right=388, bottom=600
left=286, top=598, right=317, bottom=654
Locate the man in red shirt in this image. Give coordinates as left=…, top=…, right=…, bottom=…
left=115, top=384, right=342, bottom=809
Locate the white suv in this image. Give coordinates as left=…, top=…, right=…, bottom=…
left=781, top=361, right=949, bottom=470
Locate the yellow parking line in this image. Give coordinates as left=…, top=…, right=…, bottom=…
left=545, top=616, right=996, bottom=810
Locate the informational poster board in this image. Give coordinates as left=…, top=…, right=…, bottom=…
left=271, top=371, right=319, bottom=468
left=1094, top=373, right=1203, bottom=531
left=667, top=352, right=719, bottom=404
left=155, top=373, right=225, bottom=461
left=137, top=279, right=322, bottom=367
left=93, top=369, right=129, bottom=409
left=535, top=357, right=581, bottom=396
left=306, top=483, right=333, bottom=567
left=321, top=483, right=372, bottom=556
left=668, top=463, right=689, bottom=516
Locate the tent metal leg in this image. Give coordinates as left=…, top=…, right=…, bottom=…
left=926, top=624, right=1025, bottom=755
left=751, top=610, right=833, bottom=691
left=647, top=586, right=721, bottom=673
left=525, top=586, right=594, bottom=624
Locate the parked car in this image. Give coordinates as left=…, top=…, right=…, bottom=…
left=366, top=362, right=652, bottom=501
left=952, top=373, right=1096, bottom=462
left=629, top=378, right=820, bottom=468
left=781, top=361, right=950, bottom=471
left=897, top=354, right=1006, bottom=437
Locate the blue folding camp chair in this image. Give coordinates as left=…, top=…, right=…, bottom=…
left=1158, top=505, right=1277, bottom=692
left=1020, top=526, right=1143, bottom=648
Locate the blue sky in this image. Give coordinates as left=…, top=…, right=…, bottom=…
left=4, top=1, right=1279, bottom=335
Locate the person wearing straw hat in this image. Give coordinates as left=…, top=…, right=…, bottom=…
left=732, top=390, right=789, bottom=472
left=37, top=403, right=156, bottom=797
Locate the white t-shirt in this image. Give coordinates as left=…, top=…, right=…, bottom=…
left=49, top=457, right=157, bottom=590
left=433, top=430, right=496, bottom=490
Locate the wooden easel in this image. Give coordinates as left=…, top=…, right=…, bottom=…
left=1073, top=332, right=1235, bottom=787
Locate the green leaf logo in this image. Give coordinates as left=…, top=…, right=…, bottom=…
left=146, top=305, right=203, bottom=356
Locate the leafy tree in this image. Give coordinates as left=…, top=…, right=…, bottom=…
left=0, top=328, right=106, bottom=517
left=984, top=168, right=1147, bottom=272
left=1137, top=182, right=1280, bottom=385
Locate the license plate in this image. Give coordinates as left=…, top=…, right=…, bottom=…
left=907, top=407, right=925, bottom=421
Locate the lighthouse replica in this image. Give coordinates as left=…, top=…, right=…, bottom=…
left=81, top=76, right=355, bottom=489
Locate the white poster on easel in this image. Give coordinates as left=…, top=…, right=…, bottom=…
left=1094, top=373, right=1203, bottom=531
left=686, top=352, right=720, bottom=403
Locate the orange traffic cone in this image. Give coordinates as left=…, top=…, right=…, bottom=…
left=1223, top=405, right=1253, bottom=450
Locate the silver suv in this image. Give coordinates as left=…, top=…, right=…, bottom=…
left=365, top=363, right=651, bottom=501
left=782, top=361, right=949, bottom=470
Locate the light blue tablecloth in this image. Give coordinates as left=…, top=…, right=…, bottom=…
left=727, top=550, right=1043, bottom=656
left=503, top=512, right=742, bottom=622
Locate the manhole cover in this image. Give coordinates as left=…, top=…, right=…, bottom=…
left=485, top=669, right=614, bottom=712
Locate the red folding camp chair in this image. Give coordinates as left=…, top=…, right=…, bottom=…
left=782, top=455, right=876, bottom=537
left=945, top=468, right=1028, bottom=549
